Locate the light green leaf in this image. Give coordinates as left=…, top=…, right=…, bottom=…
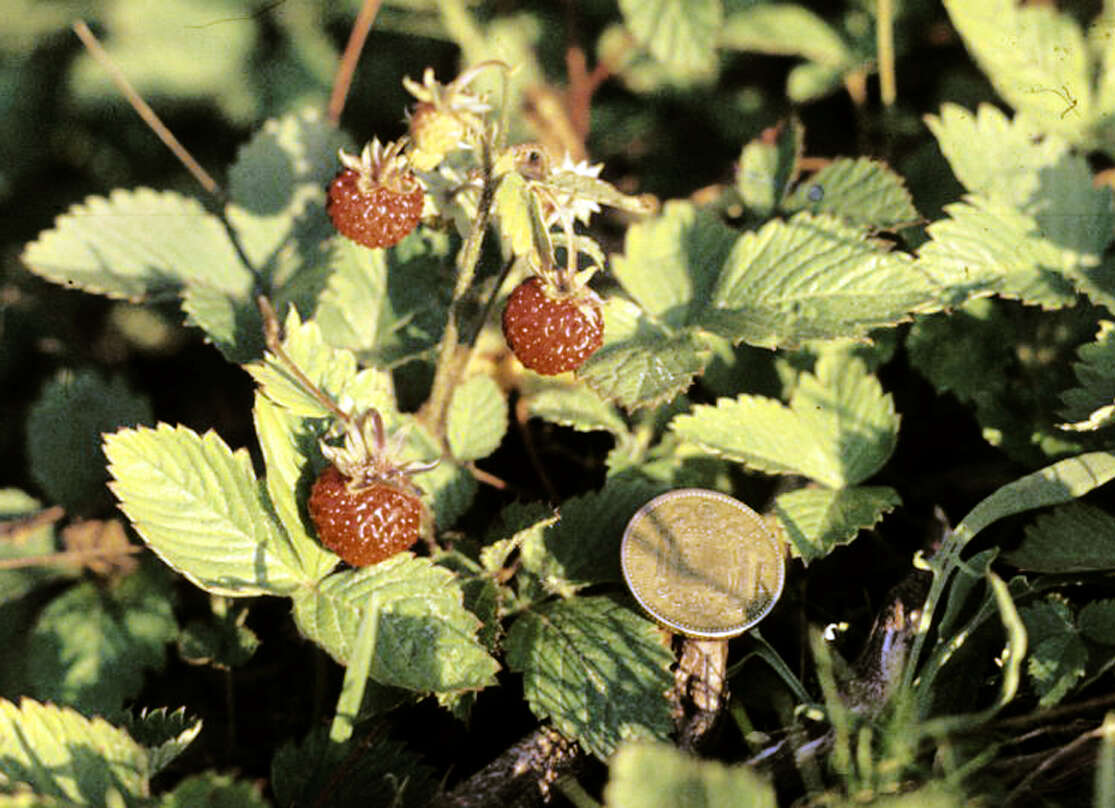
left=26, top=370, right=152, bottom=514
left=226, top=108, right=347, bottom=285
left=618, top=0, right=722, bottom=78
left=315, top=231, right=452, bottom=366
left=1080, top=600, right=1115, bottom=645
left=506, top=596, right=674, bottom=760
left=481, top=501, right=559, bottom=575
left=246, top=308, right=393, bottom=418
left=291, top=555, right=499, bottom=693
left=736, top=119, right=803, bottom=216
left=774, top=486, right=901, bottom=564
left=404, top=419, right=477, bottom=531
left=782, top=157, right=920, bottom=230
left=925, top=103, right=1066, bottom=207
left=610, top=201, right=736, bottom=330
left=942, top=0, right=1092, bottom=143
left=720, top=3, right=851, bottom=67
left=69, top=0, right=258, bottom=123
left=578, top=299, right=709, bottom=410
left=251, top=394, right=339, bottom=583
left=1020, top=597, right=1087, bottom=707
left=786, top=61, right=846, bottom=104
left=703, top=213, right=940, bottom=348
left=954, top=451, right=1115, bottom=550
left=157, top=773, right=269, bottom=808
left=21, top=188, right=249, bottom=302
left=104, top=423, right=307, bottom=597
left=520, top=476, right=669, bottom=593
left=1060, top=320, right=1115, bottom=429
left=179, top=281, right=263, bottom=363
left=1003, top=502, right=1115, bottom=573
left=116, top=707, right=202, bottom=777
left=0, top=698, right=150, bottom=806
left=492, top=170, right=547, bottom=262
left=916, top=197, right=1078, bottom=309
left=26, top=564, right=176, bottom=716
left=446, top=375, right=508, bottom=462
left=604, top=741, right=776, bottom=808
left=523, top=381, right=628, bottom=436
left=671, top=352, right=899, bottom=488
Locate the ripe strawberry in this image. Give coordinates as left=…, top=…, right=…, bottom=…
left=308, top=466, right=423, bottom=567
left=502, top=275, right=604, bottom=375
left=307, top=410, right=435, bottom=567
left=327, top=139, right=424, bottom=250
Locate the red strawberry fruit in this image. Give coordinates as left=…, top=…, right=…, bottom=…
left=327, top=139, right=424, bottom=250
left=307, top=410, right=435, bottom=567
left=502, top=275, right=604, bottom=375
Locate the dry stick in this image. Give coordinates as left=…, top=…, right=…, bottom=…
left=0, top=506, right=65, bottom=541
left=327, top=0, right=384, bottom=126
left=1003, top=723, right=1104, bottom=807
left=0, top=545, right=144, bottom=571
left=73, top=20, right=222, bottom=199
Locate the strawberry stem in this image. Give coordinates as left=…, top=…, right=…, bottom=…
left=327, top=0, right=384, bottom=126
left=421, top=136, right=496, bottom=439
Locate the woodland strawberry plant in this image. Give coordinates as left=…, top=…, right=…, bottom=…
left=5, top=1, right=1115, bottom=807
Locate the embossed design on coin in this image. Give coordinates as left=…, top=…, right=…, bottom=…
left=620, top=488, right=785, bottom=639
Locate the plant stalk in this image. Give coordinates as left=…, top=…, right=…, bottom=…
left=876, top=0, right=897, bottom=108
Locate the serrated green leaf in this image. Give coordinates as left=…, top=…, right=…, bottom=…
left=179, top=282, right=263, bottom=363
left=115, top=707, right=202, bottom=777
left=916, top=197, right=1078, bottom=308
left=1020, top=597, right=1087, bottom=707
left=104, top=423, right=306, bottom=597
left=523, top=381, right=628, bottom=436
left=446, top=375, right=508, bottom=462
left=943, top=0, right=1092, bottom=143
left=271, top=725, right=436, bottom=808
left=925, top=104, right=1066, bottom=207
left=736, top=119, right=803, bottom=216
left=578, top=299, right=709, bottom=410
left=506, top=596, right=674, bottom=760
left=25, top=370, right=152, bottom=515
left=251, top=394, right=339, bottom=583
left=404, top=420, right=477, bottom=531
left=157, top=773, right=269, bottom=808
left=520, top=476, right=669, bottom=593
left=480, top=501, right=558, bottom=575
left=21, top=188, right=249, bottom=302
left=774, top=486, right=901, bottom=564
left=27, top=563, right=176, bottom=715
left=1080, top=600, right=1115, bottom=645
left=291, top=555, right=498, bottom=693
left=315, top=231, right=452, bottom=366
left=225, top=109, right=348, bottom=288
left=1060, top=320, right=1115, bottom=428
left=604, top=741, right=776, bottom=808
left=1003, top=502, right=1115, bottom=573
left=782, top=158, right=920, bottom=230
left=618, top=0, right=721, bottom=78
left=610, top=202, right=736, bottom=330
left=672, top=352, right=898, bottom=488
left=720, top=3, right=851, bottom=67
left=703, top=213, right=940, bottom=348
left=0, top=698, right=150, bottom=806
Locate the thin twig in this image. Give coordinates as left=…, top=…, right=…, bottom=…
left=327, top=0, right=383, bottom=126
left=72, top=20, right=222, bottom=198
left=0, top=506, right=65, bottom=541
left=0, top=545, right=144, bottom=571
left=1003, top=723, right=1102, bottom=806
